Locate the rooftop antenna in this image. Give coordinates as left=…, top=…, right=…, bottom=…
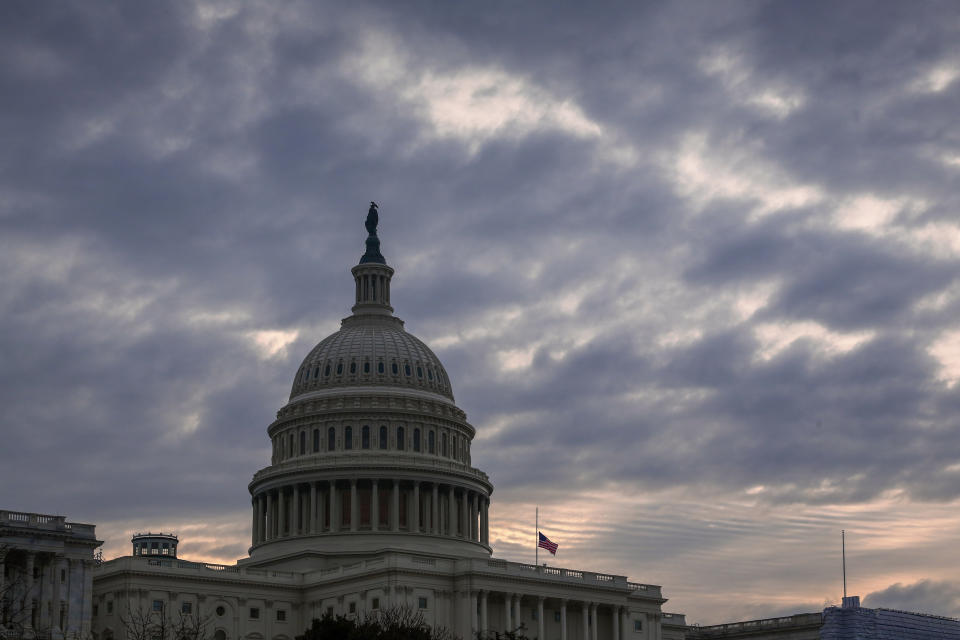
left=842, top=529, right=847, bottom=599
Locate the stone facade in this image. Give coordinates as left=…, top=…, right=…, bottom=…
left=1, top=510, right=102, bottom=640
left=91, top=223, right=688, bottom=640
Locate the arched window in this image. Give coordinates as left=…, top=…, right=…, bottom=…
left=289, top=433, right=294, bottom=457
left=379, top=426, right=387, bottom=449
left=336, top=362, right=343, bottom=375
left=313, top=366, right=319, bottom=378
left=428, top=430, right=435, bottom=454
left=428, top=369, right=433, bottom=380
left=328, top=427, right=336, bottom=451
left=364, top=362, right=370, bottom=373
left=391, top=362, right=399, bottom=375
left=378, top=361, right=384, bottom=374
left=404, top=364, right=411, bottom=376
left=313, top=429, right=320, bottom=453
left=324, top=363, right=331, bottom=376
left=344, top=426, right=353, bottom=450
left=417, top=366, right=423, bottom=378
left=441, top=433, right=447, bottom=457
left=362, top=425, right=370, bottom=449
left=299, top=431, right=306, bottom=455
left=350, top=362, right=356, bottom=374
left=413, top=428, right=421, bottom=452
left=397, top=426, right=405, bottom=451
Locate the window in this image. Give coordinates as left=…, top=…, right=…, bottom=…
left=326, top=607, right=334, bottom=617
left=554, top=612, right=561, bottom=623
left=350, top=362, right=356, bottom=374
left=392, top=362, right=399, bottom=375
left=379, top=426, right=387, bottom=450
left=348, top=602, right=356, bottom=614
left=313, top=366, right=319, bottom=378
left=61, top=568, right=66, bottom=582
left=441, top=433, right=447, bottom=457
left=328, top=427, right=336, bottom=451
left=417, top=366, right=423, bottom=378
left=362, top=425, right=370, bottom=449
left=93, top=604, right=99, bottom=617
left=428, top=430, right=435, bottom=454
left=371, top=598, right=380, bottom=610
left=378, top=362, right=384, bottom=374
left=215, top=606, right=225, bottom=617
left=634, top=620, right=642, bottom=632
left=418, top=597, right=428, bottom=610
left=428, top=369, right=433, bottom=380
left=313, top=429, right=320, bottom=453
left=288, top=434, right=293, bottom=457
left=364, top=362, right=370, bottom=373
left=344, top=426, right=353, bottom=450
left=397, top=426, right=405, bottom=450
left=276, top=610, right=286, bottom=622
left=531, top=608, right=538, bottom=620
left=107, top=601, right=113, bottom=615
left=181, top=602, right=192, bottom=614
left=413, top=428, right=421, bottom=452
left=404, top=364, right=411, bottom=376
left=153, top=600, right=163, bottom=612
left=336, top=362, right=343, bottom=375
left=249, top=608, right=259, bottom=619
left=299, top=431, right=305, bottom=455
left=324, top=364, right=330, bottom=376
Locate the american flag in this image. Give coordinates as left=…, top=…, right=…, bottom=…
left=538, top=531, right=558, bottom=555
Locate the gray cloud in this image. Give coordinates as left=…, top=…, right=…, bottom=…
left=2, top=0, right=959, bottom=625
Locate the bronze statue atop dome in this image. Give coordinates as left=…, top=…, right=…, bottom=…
left=365, top=201, right=379, bottom=236
left=359, top=200, right=386, bottom=264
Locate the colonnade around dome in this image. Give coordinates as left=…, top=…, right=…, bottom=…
left=250, top=478, right=490, bottom=549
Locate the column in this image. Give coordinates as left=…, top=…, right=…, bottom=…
left=482, top=497, right=490, bottom=544
left=310, top=482, right=318, bottom=533
left=560, top=600, right=568, bottom=640
left=448, top=487, right=456, bottom=537
left=293, top=483, right=301, bottom=534
left=51, top=555, right=63, bottom=633
left=582, top=602, right=589, bottom=640
left=537, top=597, right=545, bottom=640
left=278, top=486, right=287, bottom=537
left=329, top=482, right=339, bottom=533
left=372, top=480, right=380, bottom=530
left=513, top=595, right=521, bottom=634
left=504, top=594, right=512, bottom=632
left=432, top=484, right=440, bottom=534
left=0, top=548, right=6, bottom=621
left=470, top=493, right=479, bottom=540
left=392, top=481, right=401, bottom=531
left=470, top=591, right=479, bottom=639
left=350, top=479, right=358, bottom=532
left=461, top=491, right=469, bottom=538
left=479, top=591, right=488, bottom=636
left=412, top=482, right=420, bottom=533
left=251, top=498, right=258, bottom=545
left=266, top=491, right=274, bottom=540
left=612, top=606, right=620, bottom=640
left=590, top=603, right=598, bottom=640
left=257, top=495, right=265, bottom=543
left=79, top=560, right=92, bottom=638
left=24, top=552, right=35, bottom=630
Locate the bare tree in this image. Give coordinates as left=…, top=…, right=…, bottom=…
left=120, top=603, right=212, bottom=640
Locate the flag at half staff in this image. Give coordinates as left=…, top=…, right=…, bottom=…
left=538, top=531, right=558, bottom=555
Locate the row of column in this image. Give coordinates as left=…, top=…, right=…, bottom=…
left=0, top=551, right=92, bottom=637
left=251, top=479, right=489, bottom=546
left=473, top=591, right=636, bottom=640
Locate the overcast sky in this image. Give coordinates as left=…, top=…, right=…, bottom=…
left=2, top=0, right=960, bottom=626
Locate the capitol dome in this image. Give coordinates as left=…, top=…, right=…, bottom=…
left=246, top=204, right=492, bottom=567
left=290, top=314, right=454, bottom=401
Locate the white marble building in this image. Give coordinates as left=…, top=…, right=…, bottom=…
left=91, top=212, right=687, bottom=640
left=1, top=509, right=102, bottom=640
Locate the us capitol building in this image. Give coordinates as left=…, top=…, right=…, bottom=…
left=87, top=205, right=687, bottom=640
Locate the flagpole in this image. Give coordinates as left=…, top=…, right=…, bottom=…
left=535, top=506, right=539, bottom=566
